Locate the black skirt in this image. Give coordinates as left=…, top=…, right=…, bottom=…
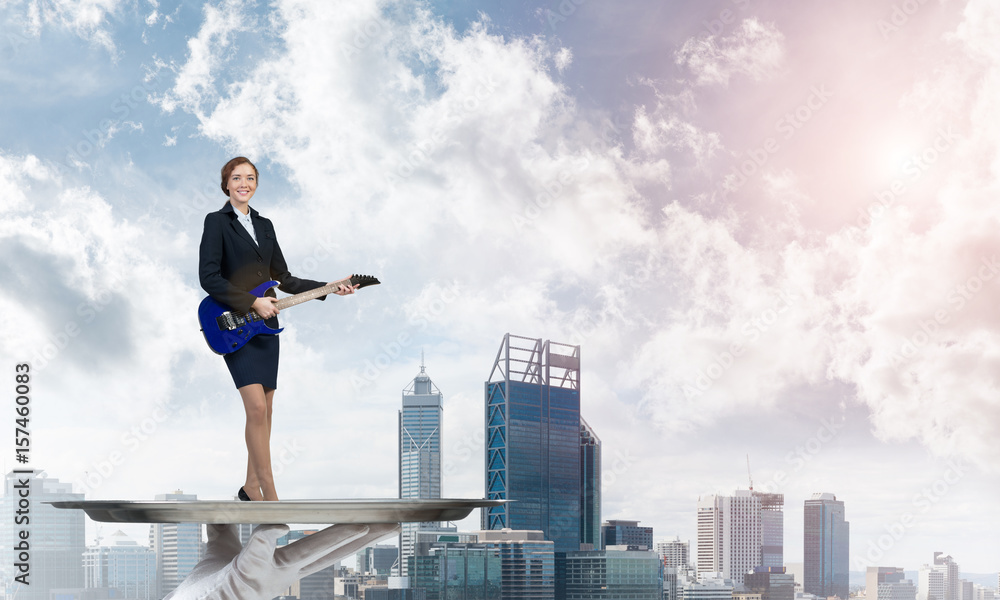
left=224, top=333, right=279, bottom=389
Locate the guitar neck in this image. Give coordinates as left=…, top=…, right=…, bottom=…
left=273, top=278, right=351, bottom=310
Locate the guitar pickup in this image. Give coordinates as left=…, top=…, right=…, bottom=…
left=216, top=312, right=240, bottom=331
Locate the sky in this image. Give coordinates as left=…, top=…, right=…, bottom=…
left=1, top=0, right=998, bottom=577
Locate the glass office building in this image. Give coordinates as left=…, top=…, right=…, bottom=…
left=745, top=566, right=795, bottom=600
left=564, top=549, right=662, bottom=600
left=579, top=420, right=601, bottom=550
left=483, top=334, right=582, bottom=554
left=804, top=493, right=849, bottom=599
left=399, top=360, right=444, bottom=576
left=601, top=520, right=653, bottom=550
left=479, top=529, right=555, bottom=600
left=755, top=492, right=784, bottom=568
left=412, top=545, right=501, bottom=600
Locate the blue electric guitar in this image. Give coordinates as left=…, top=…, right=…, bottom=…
left=198, top=274, right=380, bottom=354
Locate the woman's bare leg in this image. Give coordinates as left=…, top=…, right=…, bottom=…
left=239, top=384, right=278, bottom=501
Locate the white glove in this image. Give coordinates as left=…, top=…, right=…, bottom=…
left=164, top=522, right=399, bottom=600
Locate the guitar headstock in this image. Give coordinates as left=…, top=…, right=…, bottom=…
left=348, top=274, right=381, bottom=289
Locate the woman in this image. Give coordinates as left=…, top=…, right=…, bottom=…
left=199, top=156, right=356, bottom=501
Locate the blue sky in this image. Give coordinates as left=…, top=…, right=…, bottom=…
left=1, top=0, right=998, bottom=576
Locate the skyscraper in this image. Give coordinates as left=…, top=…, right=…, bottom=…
left=745, top=567, right=795, bottom=600
left=579, top=418, right=601, bottom=550
left=804, top=492, right=849, bottom=599
left=755, top=491, right=784, bottom=567
left=483, top=334, right=582, bottom=554
left=919, top=564, right=945, bottom=600
left=696, top=490, right=761, bottom=585
left=149, top=490, right=201, bottom=598
left=1, top=471, right=85, bottom=600
left=358, top=544, right=400, bottom=576
left=398, top=359, right=443, bottom=577
left=657, top=537, right=690, bottom=570
left=933, top=553, right=960, bottom=600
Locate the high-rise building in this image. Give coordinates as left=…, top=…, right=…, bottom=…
left=83, top=530, right=157, bottom=600
left=960, top=581, right=974, bottom=600
left=933, top=553, right=960, bottom=600
left=149, top=490, right=201, bottom=597
left=1, top=470, right=86, bottom=600
left=483, top=334, right=582, bottom=554
left=409, top=530, right=554, bottom=600
left=919, top=564, right=945, bottom=600
left=398, top=360, right=443, bottom=577
left=657, top=537, right=690, bottom=569
left=755, top=492, right=784, bottom=567
left=478, top=529, right=556, bottom=600
left=579, top=419, right=601, bottom=550
left=803, top=492, right=849, bottom=599
left=973, top=585, right=996, bottom=600
left=412, top=544, right=501, bottom=600
left=359, top=544, right=400, bottom=576
left=696, top=490, right=762, bottom=585
left=745, top=567, right=794, bottom=600
left=601, top=520, right=653, bottom=551
left=664, top=569, right=680, bottom=600
left=867, top=567, right=917, bottom=600
left=564, top=548, right=662, bottom=600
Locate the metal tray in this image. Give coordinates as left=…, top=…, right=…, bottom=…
left=48, top=498, right=505, bottom=524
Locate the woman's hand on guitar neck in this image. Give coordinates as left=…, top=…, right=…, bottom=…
left=330, top=277, right=360, bottom=296
left=252, top=296, right=280, bottom=318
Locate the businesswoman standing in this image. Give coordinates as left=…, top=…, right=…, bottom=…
left=199, top=157, right=356, bottom=501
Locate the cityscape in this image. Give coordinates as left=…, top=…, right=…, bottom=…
left=2, top=334, right=995, bottom=599
left=2, top=0, right=1000, bottom=598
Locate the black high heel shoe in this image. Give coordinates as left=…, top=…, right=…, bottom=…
left=238, top=487, right=252, bottom=501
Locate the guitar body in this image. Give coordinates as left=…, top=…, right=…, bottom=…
left=198, top=281, right=284, bottom=355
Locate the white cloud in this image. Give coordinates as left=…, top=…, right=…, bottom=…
left=3, top=0, right=124, bottom=54
left=161, top=0, right=657, bottom=291
left=554, top=46, right=572, bottom=72
left=633, top=105, right=721, bottom=165
left=155, top=0, right=256, bottom=115
left=0, top=153, right=207, bottom=446
left=676, top=17, right=785, bottom=87
left=627, top=1, right=1000, bottom=474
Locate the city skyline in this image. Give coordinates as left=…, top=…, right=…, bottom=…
left=1, top=464, right=996, bottom=597
left=0, top=0, right=998, bottom=576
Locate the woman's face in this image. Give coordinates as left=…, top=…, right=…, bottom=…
left=227, top=163, right=257, bottom=207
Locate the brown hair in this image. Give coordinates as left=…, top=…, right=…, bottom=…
left=220, top=157, right=259, bottom=196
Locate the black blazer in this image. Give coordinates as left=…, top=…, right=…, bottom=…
left=199, top=202, right=326, bottom=326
